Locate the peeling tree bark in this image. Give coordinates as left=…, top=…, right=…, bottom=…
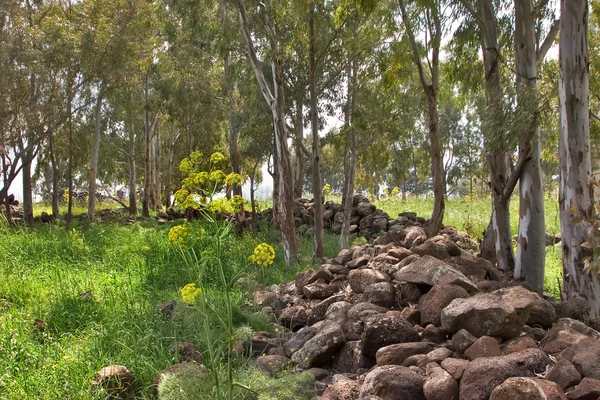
left=513, top=0, right=546, bottom=292
left=309, top=3, right=324, bottom=260
left=558, top=0, right=600, bottom=318
left=340, top=62, right=357, bottom=250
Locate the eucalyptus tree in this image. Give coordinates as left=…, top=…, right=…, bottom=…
left=235, top=0, right=299, bottom=265
left=398, top=0, right=446, bottom=237
left=558, top=0, right=600, bottom=317
left=513, top=0, right=559, bottom=292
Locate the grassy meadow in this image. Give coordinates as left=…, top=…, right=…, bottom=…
left=0, top=195, right=563, bottom=398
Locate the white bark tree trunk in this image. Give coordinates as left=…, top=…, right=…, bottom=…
left=514, top=0, right=546, bottom=292
left=309, top=3, right=324, bottom=260
left=558, top=0, right=600, bottom=317
left=340, top=62, right=356, bottom=250
left=88, top=88, right=103, bottom=221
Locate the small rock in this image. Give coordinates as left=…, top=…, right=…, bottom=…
left=174, top=342, right=203, bottom=364
left=464, top=336, right=502, bottom=360
left=333, top=341, right=373, bottom=372
left=91, top=365, right=134, bottom=399
left=364, top=282, right=396, bottom=308
left=501, top=335, right=539, bottom=354
left=291, top=323, right=346, bottom=369
left=426, top=347, right=453, bottom=364
left=158, top=300, right=177, bottom=318
left=451, top=329, right=478, bottom=353
left=440, top=358, right=469, bottom=382
left=423, top=362, right=459, bottom=400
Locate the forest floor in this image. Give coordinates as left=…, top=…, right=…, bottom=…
left=0, top=196, right=563, bottom=399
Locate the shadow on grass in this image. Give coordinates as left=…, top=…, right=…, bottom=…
left=46, top=295, right=105, bottom=334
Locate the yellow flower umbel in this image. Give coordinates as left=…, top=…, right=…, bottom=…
left=169, top=224, right=189, bottom=246
left=180, top=283, right=201, bottom=304
left=248, top=243, right=276, bottom=267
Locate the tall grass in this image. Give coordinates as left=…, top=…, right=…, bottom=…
left=0, top=220, right=334, bottom=399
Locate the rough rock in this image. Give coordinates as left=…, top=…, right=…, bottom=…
left=364, top=282, right=396, bottom=308
left=527, top=294, right=557, bottom=328
left=375, top=342, right=435, bottom=366
left=253, top=355, right=291, bottom=375
left=464, top=336, right=502, bottom=360
left=348, top=269, right=390, bottom=294
left=459, top=349, right=551, bottom=400
left=280, top=305, right=310, bottom=329
left=423, top=362, right=459, bottom=400
left=489, top=377, right=567, bottom=400
left=418, top=284, right=469, bottom=327
left=412, top=241, right=450, bottom=260
left=440, top=358, right=469, bottom=382
left=546, top=359, right=582, bottom=390
left=359, top=365, right=425, bottom=400
left=395, top=255, right=479, bottom=293
left=361, top=313, right=420, bottom=357
left=332, top=341, right=373, bottom=373
left=319, top=376, right=360, bottom=400
left=291, top=323, right=346, bottom=368
left=565, top=377, right=600, bottom=400
left=571, top=338, right=600, bottom=380
left=441, top=286, right=536, bottom=339
left=451, top=329, right=478, bottom=353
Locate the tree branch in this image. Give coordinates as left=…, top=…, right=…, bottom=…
left=399, top=0, right=430, bottom=90
left=537, top=18, right=559, bottom=62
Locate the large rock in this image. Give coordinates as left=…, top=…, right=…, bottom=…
left=412, top=241, right=450, bottom=260
left=395, top=255, right=479, bottom=293
left=418, top=284, right=469, bottom=327
left=291, top=323, right=346, bottom=368
left=546, top=359, right=582, bottom=390
left=359, top=365, right=425, bottom=400
left=489, top=377, right=567, bottom=400
left=464, top=336, right=502, bottom=360
left=441, top=286, right=537, bottom=339
left=460, top=349, right=551, bottom=400
left=356, top=202, right=376, bottom=217
left=348, top=269, right=390, bottom=294
left=440, top=358, right=470, bottom=382
left=362, top=313, right=420, bottom=357
left=571, top=338, right=600, bottom=380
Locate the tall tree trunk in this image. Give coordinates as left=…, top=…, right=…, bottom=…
left=221, top=0, right=241, bottom=197
left=88, top=88, right=103, bottom=221
left=340, top=62, right=357, bottom=250
left=153, top=119, right=161, bottom=210
left=309, top=4, right=324, bottom=260
left=67, top=93, right=73, bottom=229
left=48, top=129, right=59, bottom=218
left=22, top=148, right=33, bottom=224
left=482, top=0, right=514, bottom=271
left=514, top=0, right=545, bottom=292
left=143, top=71, right=152, bottom=217
left=559, top=0, right=600, bottom=317
left=236, top=0, right=298, bottom=264
left=399, top=0, right=445, bottom=238
left=294, top=89, right=304, bottom=199
left=127, top=101, right=137, bottom=215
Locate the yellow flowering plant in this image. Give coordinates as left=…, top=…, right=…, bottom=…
left=248, top=243, right=276, bottom=268
left=168, top=224, right=190, bottom=247
left=180, top=283, right=201, bottom=304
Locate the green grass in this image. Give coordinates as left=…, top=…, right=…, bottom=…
left=0, top=219, right=335, bottom=399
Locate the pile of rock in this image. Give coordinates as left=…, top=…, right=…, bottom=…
left=251, top=224, right=600, bottom=400
left=265, top=195, right=478, bottom=248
